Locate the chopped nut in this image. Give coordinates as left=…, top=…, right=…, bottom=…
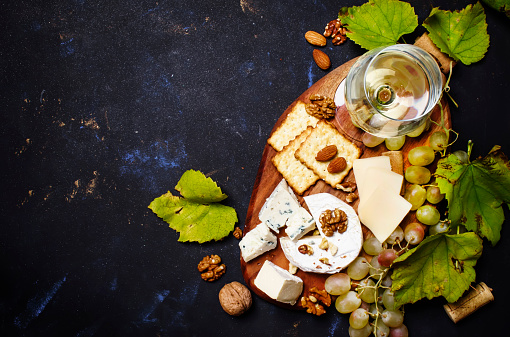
left=301, top=287, right=332, bottom=316
left=337, top=181, right=357, bottom=192
left=319, top=257, right=331, bottom=266
left=298, top=244, right=314, bottom=255
left=319, top=208, right=348, bottom=236
left=198, top=254, right=227, bottom=282
left=288, top=263, right=298, bottom=275
left=329, top=243, right=338, bottom=256
left=319, top=238, right=329, bottom=250
left=345, top=193, right=358, bottom=203
left=301, top=297, right=327, bottom=316
left=233, top=227, right=243, bottom=239
left=305, top=94, right=336, bottom=119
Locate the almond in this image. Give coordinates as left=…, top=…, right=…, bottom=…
left=313, top=49, right=331, bottom=70
left=315, top=145, right=337, bottom=161
left=327, top=157, right=347, bottom=174
left=305, top=31, right=327, bottom=47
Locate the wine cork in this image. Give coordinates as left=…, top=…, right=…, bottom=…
left=443, top=282, right=494, bottom=323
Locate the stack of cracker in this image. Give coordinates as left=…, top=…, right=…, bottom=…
left=269, top=100, right=361, bottom=194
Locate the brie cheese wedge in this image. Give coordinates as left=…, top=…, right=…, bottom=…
left=280, top=193, right=363, bottom=273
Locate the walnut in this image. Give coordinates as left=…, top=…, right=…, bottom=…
left=233, top=227, right=243, bottom=239
left=345, top=193, right=358, bottom=203
left=198, top=254, right=226, bottom=282
left=300, top=287, right=332, bottom=316
left=305, top=94, right=336, bottom=119
left=319, top=208, right=348, bottom=236
left=219, top=281, right=252, bottom=316
left=323, top=19, right=348, bottom=45
left=337, top=181, right=357, bottom=193
left=298, top=244, right=314, bottom=255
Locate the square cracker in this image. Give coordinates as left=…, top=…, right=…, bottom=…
left=295, top=120, right=362, bottom=189
left=272, top=126, right=320, bottom=195
left=267, top=101, right=319, bottom=152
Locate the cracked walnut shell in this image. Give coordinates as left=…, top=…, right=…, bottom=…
left=219, top=281, right=252, bottom=316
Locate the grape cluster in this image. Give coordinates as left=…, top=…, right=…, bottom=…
left=324, top=232, right=409, bottom=337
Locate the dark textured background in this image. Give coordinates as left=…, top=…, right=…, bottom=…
left=2, top=0, right=509, bottom=336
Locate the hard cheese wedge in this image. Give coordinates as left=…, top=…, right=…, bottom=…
left=353, top=156, right=392, bottom=201
left=359, top=166, right=403, bottom=204
left=254, top=260, right=303, bottom=305
left=358, top=185, right=412, bottom=243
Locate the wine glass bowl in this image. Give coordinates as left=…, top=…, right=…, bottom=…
left=344, top=44, right=443, bottom=138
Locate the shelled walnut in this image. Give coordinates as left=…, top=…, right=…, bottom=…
left=300, top=287, right=332, bottom=316
left=198, top=254, right=226, bottom=282
left=323, top=19, right=348, bottom=45
left=305, top=94, right=336, bottom=119
left=319, top=208, right=348, bottom=236
left=233, top=227, right=243, bottom=239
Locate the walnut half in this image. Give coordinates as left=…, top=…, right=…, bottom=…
left=198, top=254, right=226, bottom=282
left=319, top=208, right=348, bottom=236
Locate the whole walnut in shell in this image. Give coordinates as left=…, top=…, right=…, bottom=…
left=219, top=281, right=252, bottom=316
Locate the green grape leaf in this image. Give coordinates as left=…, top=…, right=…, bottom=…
left=149, top=192, right=237, bottom=243
left=341, top=0, right=418, bottom=50
left=423, top=2, right=490, bottom=65
left=435, top=145, right=510, bottom=245
left=149, top=170, right=237, bottom=243
left=482, top=0, right=510, bottom=18
left=391, top=232, right=483, bottom=306
left=175, top=169, right=227, bottom=203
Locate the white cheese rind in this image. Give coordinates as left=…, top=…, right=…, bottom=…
left=279, top=193, right=363, bottom=274
left=284, top=207, right=316, bottom=241
left=259, top=179, right=301, bottom=233
left=254, top=260, right=303, bottom=305
left=239, top=223, right=277, bottom=262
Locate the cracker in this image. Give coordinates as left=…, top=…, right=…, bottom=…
left=295, top=120, right=361, bottom=189
left=272, top=126, right=319, bottom=195
left=267, top=101, right=319, bottom=152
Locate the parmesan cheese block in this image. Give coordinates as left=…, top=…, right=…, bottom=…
left=258, top=179, right=301, bottom=233
left=279, top=193, right=363, bottom=274
left=352, top=156, right=392, bottom=201
left=254, top=260, right=303, bottom=305
left=358, top=185, right=412, bottom=243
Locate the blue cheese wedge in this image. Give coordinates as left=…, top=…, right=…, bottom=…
left=254, top=260, right=303, bottom=305
left=239, top=223, right=277, bottom=262
left=258, top=179, right=301, bottom=233
left=280, top=193, right=362, bottom=273
left=284, top=207, right=316, bottom=241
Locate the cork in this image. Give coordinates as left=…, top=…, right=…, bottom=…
left=443, top=282, right=494, bottom=323
left=414, top=33, right=456, bottom=74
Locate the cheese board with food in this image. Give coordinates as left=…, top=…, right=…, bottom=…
left=240, top=41, right=452, bottom=313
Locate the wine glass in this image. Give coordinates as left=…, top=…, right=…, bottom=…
left=343, top=44, right=443, bottom=138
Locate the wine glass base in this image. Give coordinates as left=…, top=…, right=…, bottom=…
left=333, top=79, right=365, bottom=143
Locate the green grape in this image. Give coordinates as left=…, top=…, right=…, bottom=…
left=404, top=166, right=431, bottom=184
left=363, top=236, right=384, bottom=256
left=335, top=291, right=362, bottom=314
left=325, top=273, right=351, bottom=296
left=382, top=288, right=399, bottom=311
left=349, top=308, right=370, bottom=329
left=407, top=146, right=435, bottom=166
left=347, top=257, right=370, bottom=280
left=385, top=135, right=406, bottom=151
left=403, top=184, right=426, bottom=210
left=416, top=205, right=440, bottom=225
left=389, top=324, right=409, bottom=337
left=426, top=185, right=445, bottom=204
left=362, top=132, right=385, bottom=148
left=385, top=226, right=404, bottom=245
left=404, top=222, right=425, bottom=245
left=375, top=320, right=390, bottom=337
left=429, top=130, right=449, bottom=151
left=453, top=150, right=469, bottom=163
left=429, top=221, right=449, bottom=235
left=357, top=278, right=377, bottom=303
left=381, top=309, right=404, bottom=328
left=349, top=323, right=373, bottom=337
left=406, top=120, right=429, bottom=137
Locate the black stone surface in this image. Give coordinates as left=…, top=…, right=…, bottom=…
left=2, top=0, right=509, bottom=336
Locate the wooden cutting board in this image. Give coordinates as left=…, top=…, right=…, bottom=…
left=240, top=55, right=451, bottom=310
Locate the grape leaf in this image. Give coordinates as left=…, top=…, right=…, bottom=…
left=175, top=169, right=227, bottom=203
left=423, top=2, right=490, bottom=65
left=435, top=145, right=510, bottom=245
left=391, top=232, right=483, bottom=306
left=341, top=0, right=418, bottom=50
left=149, top=170, right=237, bottom=243
left=482, top=0, right=510, bottom=18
